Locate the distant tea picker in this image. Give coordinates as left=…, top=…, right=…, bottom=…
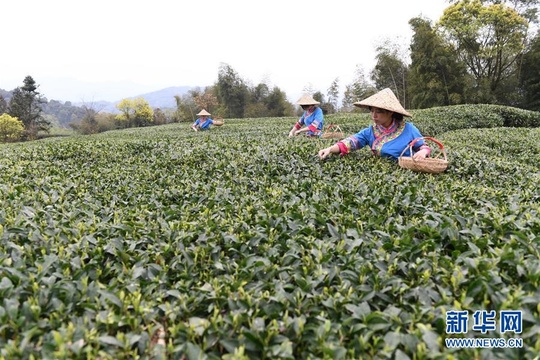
left=288, top=94, right=324, bottom=137
left=191, top=109, right=224, bottom=131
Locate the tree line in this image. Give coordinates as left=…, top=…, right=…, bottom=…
left=349, top=0, right=540, bottom=111
left=1, top=0, right=539, bottom=141
left=0, top=76, right=50, bottom=141
left=177, top=0, right=540, bottom=117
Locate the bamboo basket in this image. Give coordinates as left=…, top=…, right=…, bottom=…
left=213, top=117, right=224, bottom=126
left=321, top=124, right=345, bottom=139
left=398, top=137, right=448, bottom=174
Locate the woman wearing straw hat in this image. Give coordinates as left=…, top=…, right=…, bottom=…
left=318, top=88, right=430, bottom=160
left=191, top=109, right=220, bottom=131
left=288, top=94, right=324, bottom=137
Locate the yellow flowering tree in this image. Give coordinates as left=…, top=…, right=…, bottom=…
left=0, top=113, right=25, bottom=142
left=115, top=98, right=154, bottom=128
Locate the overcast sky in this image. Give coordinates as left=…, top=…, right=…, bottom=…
left=1, top=0, right=449, bottom=103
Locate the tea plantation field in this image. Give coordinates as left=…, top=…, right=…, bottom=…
left=0, top=106, right=539, bottom=359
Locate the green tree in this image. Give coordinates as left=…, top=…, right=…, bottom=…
left=439, top=0, right=528, bottom=103
left=115, top=98, right=154, bottom=127
left=172, top=94, right=195, bottom=122
left=0, top=95, right=7, bottom=114
left=8, top=76, right=50, bottom=138
left=264, top=86, right=292, bottom=117
left=191, top=87, right=219, bottom=115
left=244, top=103, right=268, bottom=118
left=408, top=17, right=470, bottom=108
left=245, top=83, right=270, bottom=117
left=312, top=91, right=324, bottom=104
left=216, top=63, right=248, bottom=118
left=69, top=101, right=108, bottom=134
left=76, top=106, right=99, bottom=134
left=0, top=113, right=25, bottom=142
left=250, top=83, right=270, bottom=103
left=519, top=31, right=540, bottom=110
left=244, top=84, right=291, bottom=118
left=153, top=108, right=168, bottom=125
left=95, top=112, right=117, bottom=132
left=326, top=78, right=340, bottom=114
left=310, top=91, right=326, bottom=114
left=342, top=66, right=377, bottom=112
left=447, top=0, right=539, bottom=24
left=371, top=41, right=410, bottom=108
left=42, top=99, right=86, bottom=128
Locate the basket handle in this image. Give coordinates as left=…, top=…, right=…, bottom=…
left=409, top=136, right=444, bottom=149
left=399, top=137, right=447, bottom=161
left=325, top=124, right=342, bottom=133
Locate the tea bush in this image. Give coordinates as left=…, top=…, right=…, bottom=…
left=0, top=106, right=539, bottom=359
left=325, top=104, right=540, bottom=138
left=409, top=104, right=540, bottom=136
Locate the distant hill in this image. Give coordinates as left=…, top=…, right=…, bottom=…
left=74, top=86, right=194, bottom=113
left=0, top=85, right=196, bottom=127
left=128, top=86, right=192, bottom=108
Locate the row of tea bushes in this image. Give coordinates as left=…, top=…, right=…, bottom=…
left=323, top=104, right=540, bottom=138
left=410, top=104, right=540, bottom=136
left=0, top=109, right=538, bottom=359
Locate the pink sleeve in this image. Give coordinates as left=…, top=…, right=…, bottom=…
left=337, top=142, right=349, bottom=155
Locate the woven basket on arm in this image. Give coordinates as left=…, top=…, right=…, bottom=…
left=398, top=137, right=448, bottom=174
left=213, top=117, right=224, bottom=126
left=321, top=124, right=345, bottom=139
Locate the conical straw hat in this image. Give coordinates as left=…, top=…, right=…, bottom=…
left=354, top=88, right=412, bottom=117
left=196, top=109, right=211, bottom=116
left=296, top=94, right=320, bottom=105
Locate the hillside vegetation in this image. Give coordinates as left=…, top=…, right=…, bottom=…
left=0, top=105, right=539, bottom=359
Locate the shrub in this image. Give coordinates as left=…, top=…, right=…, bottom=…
left=0, top=113, right=25, bottom=142
left=491, top=105, right=540, bottom=127
left=411, top=104, right=505, bottom=136
left=411, top=104, right=540, bottom=136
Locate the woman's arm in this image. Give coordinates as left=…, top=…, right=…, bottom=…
left=318, top=129, right=370, bottom=159
left=408, top=123, right=430, bottom=159
left=295, top=126, right=311, bottom=134
left=289, top=113, right=308, bottom=137
left=290, top=122, right=319, bottom=136
left=318, top=144, right=340, bottom=159
left=289, top=121, right=303, bottom=137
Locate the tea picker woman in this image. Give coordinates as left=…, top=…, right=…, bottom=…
left=288, top=94, right=324, bottom=137
left=191, top=109, right=216, bottom=131
left=318, top=88, right=431, bottom=160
